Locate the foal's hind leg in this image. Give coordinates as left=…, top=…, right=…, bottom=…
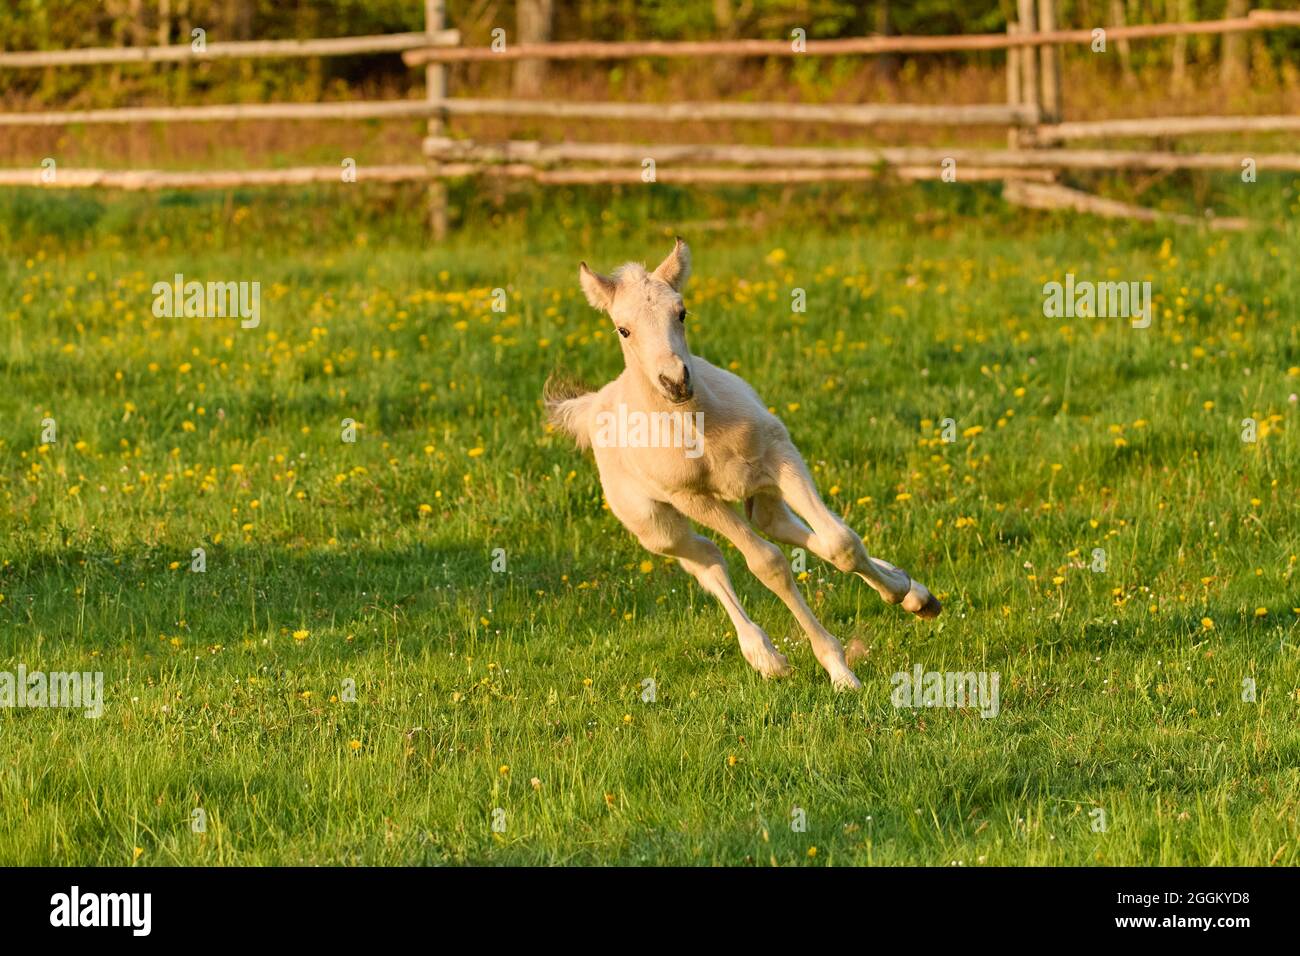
left=757, top=449, right=942, bottom=619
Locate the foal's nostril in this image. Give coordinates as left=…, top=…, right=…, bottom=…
left=658, top=373, right=693, bottom=402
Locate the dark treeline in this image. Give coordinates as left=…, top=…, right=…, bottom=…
left=2, top=1, right=1295, bottom=104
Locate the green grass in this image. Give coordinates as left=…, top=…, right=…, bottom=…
left=1, top=179, right=1297, bottom=866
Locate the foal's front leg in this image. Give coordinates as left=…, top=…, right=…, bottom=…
left=669, top=492, right=861, bottom=690
left=659, top=528, right=793, bottom=680
left=607, top=491, right=791, bottom=679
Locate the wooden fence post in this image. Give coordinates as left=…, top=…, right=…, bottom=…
left=1017, top=0, right=1040, bottom=148
left=425, top=0, right=448, bottom=239
left=1037, top=0, right=1062, bottom=125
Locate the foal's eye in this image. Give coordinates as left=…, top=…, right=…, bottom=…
left=677, top=308, right=687, bottom=323
left=617, top=327, right=630, bottom=338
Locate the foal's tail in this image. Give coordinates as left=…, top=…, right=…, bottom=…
left=543, top=374, right=596, bottom=450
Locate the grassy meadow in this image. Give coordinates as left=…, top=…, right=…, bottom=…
left=0, top=178, right=1297, bottom=865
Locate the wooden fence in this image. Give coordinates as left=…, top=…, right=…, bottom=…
left=2, top=3, right=1298, bottom=235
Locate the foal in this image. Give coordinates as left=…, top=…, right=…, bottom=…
left=545, top=239, right=941, bottom=690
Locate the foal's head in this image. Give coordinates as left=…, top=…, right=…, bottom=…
left=579, top=238, right=694, bottom=404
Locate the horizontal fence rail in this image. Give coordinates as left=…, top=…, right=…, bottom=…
left=0, top=100, right=446, bottom=126
left=1036, top=115, right=1300, bottom=142
left=0, top=31, right=459, bottom=68
left=0, top=98, right=1040, bottom=128
left=519, top=165, right=1059, bottom=184
left=424, top=138, right=1300, bottom=173
left=0, top=165, right=437, bottom=188
left=404, top=10, right=1300, bottom=64
left=438, top=99, right=1039, bottom=126
left=0, top=163, right=1059, bottom=190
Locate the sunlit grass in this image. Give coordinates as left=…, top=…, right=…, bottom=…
left=0, top=181, right=1297, bottom=865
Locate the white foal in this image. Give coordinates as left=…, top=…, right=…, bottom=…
left=545, top=239, right=941, bottom=690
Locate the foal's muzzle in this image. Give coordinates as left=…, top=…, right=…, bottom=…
left=659, top=366, right=693, bottom=404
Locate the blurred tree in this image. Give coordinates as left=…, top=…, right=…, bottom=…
left=0, top=0, right=1296, bottom=108
left=1108, top=0, right=1135, bottom=84
left=707, top=0, right=744, bottom=92
left=1169, top=0, right=1188, bottom=89
left=514, top=0, right=554, bottom=94
left=1221, top=0, right=1249, bottom=88
left=874, top=0, right=899, bottom=84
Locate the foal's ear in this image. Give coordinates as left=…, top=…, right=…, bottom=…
left=652, top=237, right=691, bottom=291
left=579, top=262, right=617, bottom=312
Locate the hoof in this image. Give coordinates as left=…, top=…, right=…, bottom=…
left=830, top=669, right=863, bottom=692
left=901, top=583, right=942, bottom=620
left=913, top=592, right=943, bottom=619
left=756, top=654, right=793, bottom=679
left=741, top=637, right=792, bottom=679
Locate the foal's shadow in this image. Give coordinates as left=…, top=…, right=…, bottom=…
left=3, top=541, right=488, bottom=658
